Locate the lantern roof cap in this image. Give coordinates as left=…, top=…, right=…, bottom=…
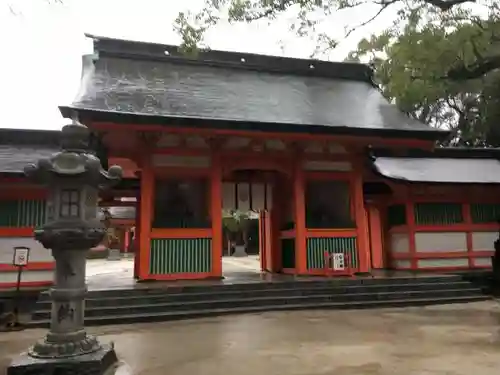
left=61, top=119, right=91, bottom=151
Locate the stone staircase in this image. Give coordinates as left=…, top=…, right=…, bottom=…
left=27, top=275, right=490, bottom=328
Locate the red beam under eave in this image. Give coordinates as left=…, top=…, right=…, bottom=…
left=92, top=122, right=437, bottom=150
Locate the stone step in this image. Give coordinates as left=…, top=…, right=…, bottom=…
left=27, top=294, right=490, bottom=328
left=33, top=281, right=478, bottom=309
left=31, top=287, right=484, bottom=320
left=36, top=275, right=466, bottom=301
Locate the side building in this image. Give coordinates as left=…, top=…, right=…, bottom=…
left=0, top=129, right=58, bottom=288
left=0, top=128, right=137, bottom=288
left=369, top=147, right=500, bottom=271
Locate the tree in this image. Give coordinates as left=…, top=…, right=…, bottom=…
left=174, top=0, right=500, bottom=145
left=348, top=5, right=500, bottom=145
left=222, top=209, right=256, bottom=247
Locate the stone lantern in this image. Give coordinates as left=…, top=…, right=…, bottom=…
left=8, top=120, right=123, bottom=375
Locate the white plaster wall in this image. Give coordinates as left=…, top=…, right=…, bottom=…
left=415, top=232, right=467, bottom=253
left=303, top=161, right=352, bottom=171
left=390, top=233, right=409, bottom=253
left=0, top=237, right=53, bottom=264
left=471, top=232, right=496, bottom=251
left=222, top=183, right=236, bottom=211
left=236, top=183, right=251, bottom=211
left=303, top=142, right=347, bottom=153
left=393, top=260, right=411, bottom=268
left=417, top=258, right=469, bottom=268
left=222, top=182, right=272, bottom=211
left=251, top=183, right=265, bottom=211
left=223, top=137, right=251, bottom=149
left=0, top=270, right=54, bottom=284
left=473, top=257, right=492, bottom=267
left=152, top=155, right=211, bottom=168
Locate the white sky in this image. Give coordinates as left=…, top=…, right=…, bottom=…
left=1, top=0, right=398, bottom=130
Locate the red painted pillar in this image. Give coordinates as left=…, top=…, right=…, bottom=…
left=293, top=156, right=307, bottom=275
left=211, top=153, right=223, bottom=278
left=367, top=205, right=384, bottom=269
left=123, top=228, right=130, bottom=254
left=353, top=164, right=370, bottom=273
left=138, top=158, right=154, bottom=280
left=134, top=197, right=141, bottom=279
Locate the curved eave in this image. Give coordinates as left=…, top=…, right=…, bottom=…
left=371, top=156, right=500, bottom=185
left=59, top=106, right=449, bottom=142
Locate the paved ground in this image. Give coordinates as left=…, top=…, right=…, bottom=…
left=3, top=301, right=500, bottom=375
left=85, top=255, right=262, bottom=290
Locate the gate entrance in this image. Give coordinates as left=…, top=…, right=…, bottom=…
left=221, top=169, right=283, bottom=276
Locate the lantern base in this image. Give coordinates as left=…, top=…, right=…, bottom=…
left=7, top=343, right=118, bottom=375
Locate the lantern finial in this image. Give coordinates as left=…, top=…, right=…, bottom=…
left=60, top=118, right=90, bottom=152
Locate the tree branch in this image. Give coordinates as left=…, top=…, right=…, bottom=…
left=345, top=0, right=396, bottom=37
left=447, top=54, right=500, bottom=80
left=234, top=0, right=296, bottom=21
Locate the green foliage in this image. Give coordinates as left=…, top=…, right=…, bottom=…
left=222, top=209, right=255, bottom=233
left=174, top=0, right=500, bottom=145
left=349, top=4, right=500, bottom=145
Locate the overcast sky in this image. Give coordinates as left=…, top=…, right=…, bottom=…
left=2, top=0, right=398, bottom=130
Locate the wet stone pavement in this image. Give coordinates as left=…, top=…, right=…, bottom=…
left=3, top=301, right=500, bottom=375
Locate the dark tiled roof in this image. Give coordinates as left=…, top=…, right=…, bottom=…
left=0, top=128, right=60, bottom=146
left=372, top=156, right=500, bottom=184
left=0, top=128, right=110, bottom=175
left=0, top=145, right=59, bottom=174
left=60, top=35, right=446, bottom=140
left=0, top=129, right=60, bottom=174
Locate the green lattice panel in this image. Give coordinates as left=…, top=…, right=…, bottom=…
left=414, top=203, right=463, bottom=226
left=150, top=238, right=212, bottom=274
left=470, top=203, right=500, bottom=224
left=306, top=237, right=358, bottom=270
left=281, top=238, right=295, bottom=268
left=0, top=200, right=46, bottom=227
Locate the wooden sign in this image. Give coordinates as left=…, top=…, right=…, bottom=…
left=332, top=253, right=345, bottom=271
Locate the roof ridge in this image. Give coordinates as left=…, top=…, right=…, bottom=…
left=85, top=34, right=374, bottom=82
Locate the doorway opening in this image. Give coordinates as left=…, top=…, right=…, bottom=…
left=222, top=209, right=261, bottom=276
left=86, top=201, right=137, bottom=290
left=221, top=169, right=281, bottom=279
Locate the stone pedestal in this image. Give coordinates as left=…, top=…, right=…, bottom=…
left=107, top=248, right=121, bottom=261
left=233, top=245, right=248, bottom=257
left=8, top=344, right=117, bottom=375
left=7, top=120, right=124, bottom=375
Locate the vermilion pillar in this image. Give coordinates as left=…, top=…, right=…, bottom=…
left=211, top=153, right=223, bottom=278
left=293, top=156, right=307, bottom=274
left=367, top=204, right=384, bottom=268
left=138, top=157, right=154, bottom=280
left=353, top=166, right=370, bottom=273
left=133, top=195, right=141, bottom=279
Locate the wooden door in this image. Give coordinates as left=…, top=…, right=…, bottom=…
left=259, top=211, right=266, bottom=271
left=367, top=204, right=385, bottom=269
left=259, top=210, right=274, bottom=272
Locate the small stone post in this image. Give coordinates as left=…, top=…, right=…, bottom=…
left=8, top=120, right=123, bottom=375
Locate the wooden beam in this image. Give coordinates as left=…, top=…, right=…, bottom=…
left=93, top=122, right=437, bottom=149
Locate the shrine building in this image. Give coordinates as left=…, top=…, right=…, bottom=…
left=1, top=34, right=500, bottom=288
